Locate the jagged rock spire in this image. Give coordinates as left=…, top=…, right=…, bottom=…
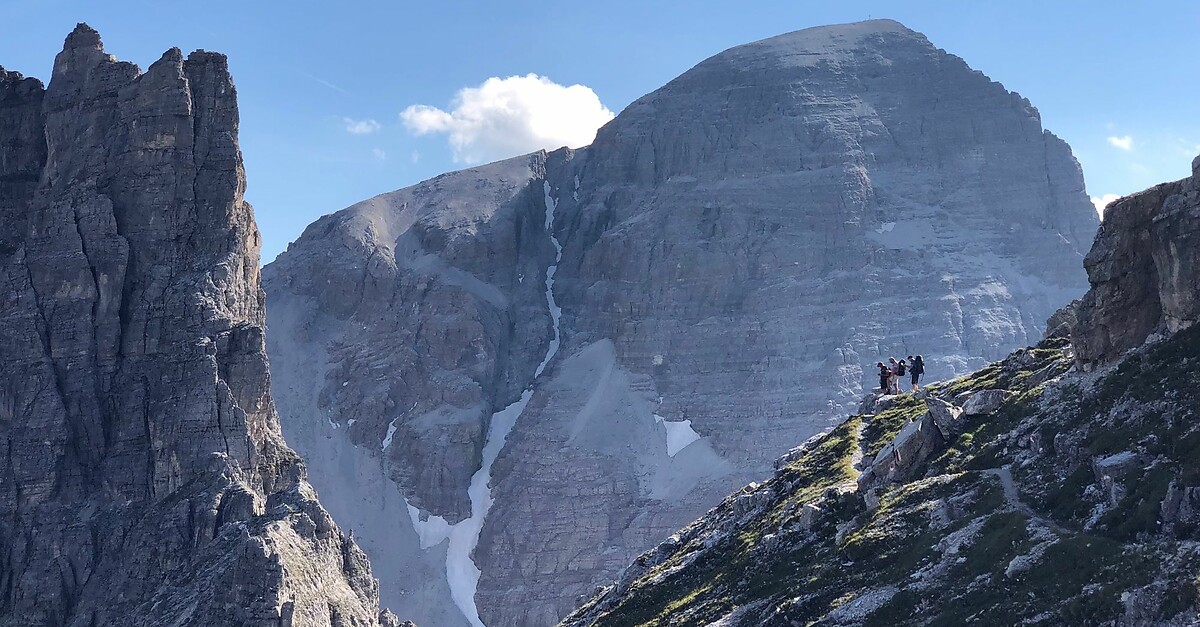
left=0, top=25, right=399, bottom=627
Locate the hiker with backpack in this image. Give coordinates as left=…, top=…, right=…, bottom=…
left=877, top=362, right=890, bottom=393
left=908, top=355, right=925, bottom=392
left=887, top=358, right=901, bottom=395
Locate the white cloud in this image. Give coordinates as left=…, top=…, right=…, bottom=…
left=1106, top=135, right=1133, bottom=151
left=410, top=150, right=420, bottom=164
left=372, top=148, right=387, bottom=160
left=1091, top=193, right=1120, bottom=217
left=344, top=118, right=381, bottom=135
left=401, top=74, right=614, bottom=164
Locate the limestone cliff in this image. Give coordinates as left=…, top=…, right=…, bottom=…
left=0, top=25, right=399, bottom=627
left=1074, top=157, right=1200, bottom=367
left=263, top=20, right=1099, bottom=626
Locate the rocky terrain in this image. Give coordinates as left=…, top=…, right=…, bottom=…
left=560, top=160, right=1200, bottom=625
left=263, top=20, right=1100, bottom=626
left=0, top=26, right=400, bottom=626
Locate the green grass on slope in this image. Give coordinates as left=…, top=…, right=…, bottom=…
left=860, top=396, right=925, bottom=458
left=1029, top=324, right=1200, bottom=538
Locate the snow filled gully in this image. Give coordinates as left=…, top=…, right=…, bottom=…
left=419, top=180, right=565, bottom=627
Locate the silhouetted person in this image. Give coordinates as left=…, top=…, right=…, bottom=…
left=908, top=355, right=925, bottom=391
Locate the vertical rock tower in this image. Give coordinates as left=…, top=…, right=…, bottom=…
left=0, top=25, right=398, bottom=626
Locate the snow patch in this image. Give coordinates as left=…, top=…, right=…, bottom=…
left=867, top=219, right=933, bottom=249
left=654, top=414, right=702, bottom=457
left=444, top=391, right=530, bottom=627
left=381, top=418, right=399, bottom=451
left=535, top=181, right=564, bottom=379
left=405, top=500, right=454, bottom=549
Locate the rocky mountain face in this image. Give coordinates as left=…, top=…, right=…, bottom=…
left=561, top=161, right=1200, bottom=626
left=0, top=26, right=400, bottom=627
left=263, top=20, right=1099, bottom=626
left=1073, top=156, right=1200, bottom=368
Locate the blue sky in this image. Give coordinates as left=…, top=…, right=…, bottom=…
left=3, top=1, right=1197, bottom=262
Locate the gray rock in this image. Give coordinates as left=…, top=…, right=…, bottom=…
left=961, top=390, right=1013, bottom=417
left=0, top=25, right=394, bottom=626
left=1091, top=451, right=1143, bottom=482
left=1074, top=154, right=1200, bottom=367
left=264, top=19, right=1098, bottom=626
left=926, top=397, right=966, bottom=438
left=1161, top=479, right=1200, bottom=530
left=1044, top=299, right=1080, bottom=339
left=859, top=412, right=945, bottom=489
left=1091, top=452, right=1145, bottom=507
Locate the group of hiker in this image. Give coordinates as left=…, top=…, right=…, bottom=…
left=877, top=355, right=924, bottom=395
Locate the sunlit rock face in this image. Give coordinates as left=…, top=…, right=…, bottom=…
left=0, top=25, right=398, bottom=627
left=263, top=19, right=1097, bottom=627
left=1073, top=156, right=1200, bottom=368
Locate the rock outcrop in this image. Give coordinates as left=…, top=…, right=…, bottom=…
left=0, top=26, right=398, bottom=626
left=1074, top=156, right=1200, bottom=367
left=264, top=20, right=1099, bottom=626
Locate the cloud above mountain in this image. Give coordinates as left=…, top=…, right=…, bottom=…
left=1091, top=193, right=1120, bottom=217
left=343, top=117, right=381, bottom=134
left=1106, top=135, right=1133, bottom=151
left=401, top=74, right=614, bottom=163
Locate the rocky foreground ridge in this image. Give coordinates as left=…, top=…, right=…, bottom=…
left=0, top=26, right=400, bottom=626
left=560, top=161, right=1200, bottom=625
left=264, top=19, right=1098, bottom=626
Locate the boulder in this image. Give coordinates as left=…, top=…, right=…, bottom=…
left=859, top=413, right=945, bottom=490
left=927, top=397, right=966, bottom=439
left=961, top=390, right=1014, bottom=417
left=1091, top=451, right=1143, bottom=482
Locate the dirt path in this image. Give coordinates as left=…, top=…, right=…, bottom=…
left=982, top=466, right=1071, bottom=535
left=850, top=418, right=870, bottom=475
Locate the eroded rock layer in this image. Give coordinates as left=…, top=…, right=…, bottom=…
left=264, top=20, right=1099, bottom=626
left=0, top=25, right=398, bottom=627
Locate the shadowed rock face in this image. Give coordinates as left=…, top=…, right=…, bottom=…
left=0, top=25, right=400, bottom=627
left=264, top=19, right=1098, bottom=627
left=1074, top=157, right=1200, bottom=367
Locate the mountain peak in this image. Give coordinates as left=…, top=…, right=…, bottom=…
left=64, top=22, right=103, bottom=52
left=705, top=18, right=930, bottom=71
left=766, top=18, right=918, bottom=43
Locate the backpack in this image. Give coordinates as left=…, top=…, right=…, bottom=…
left=914, top=359, right=924, bottom=375
left=897, top=363, right=907, bottom=376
